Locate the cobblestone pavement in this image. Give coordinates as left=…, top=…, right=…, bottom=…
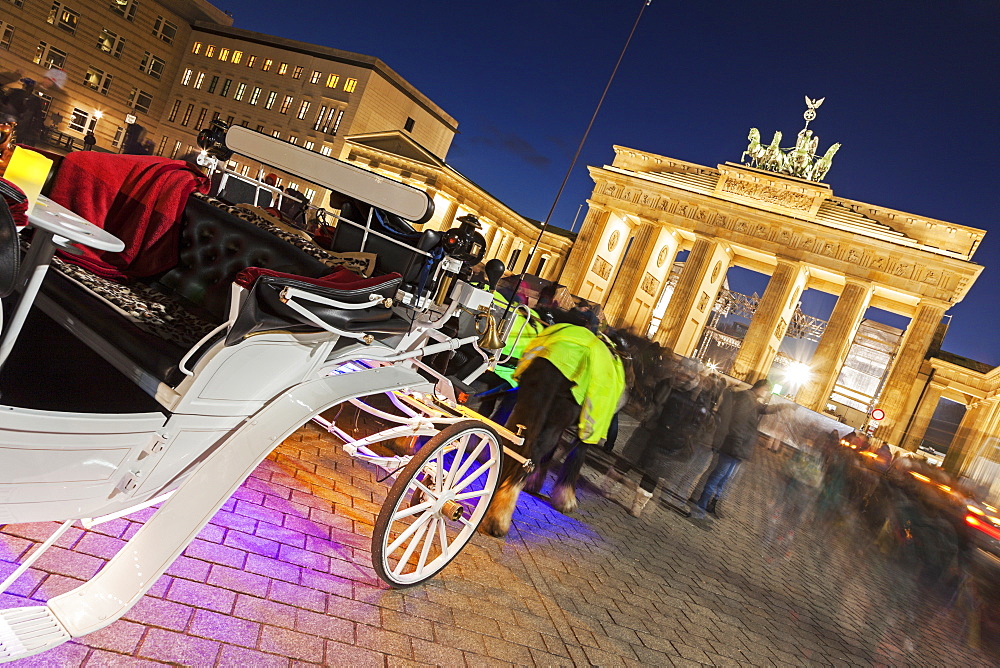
left=1, top=418, right=996, bottom=666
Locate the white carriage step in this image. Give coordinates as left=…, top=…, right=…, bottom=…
left=0, top=606, right=70, bottom=661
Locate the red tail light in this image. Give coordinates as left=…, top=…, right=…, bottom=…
left=966, top=514, right=1000, bottom=541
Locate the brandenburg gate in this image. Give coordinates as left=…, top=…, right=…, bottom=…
left=559, top=100, right=986, bottom=451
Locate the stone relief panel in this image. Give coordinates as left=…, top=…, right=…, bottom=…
left=640, top=273, right=660, bottom=297
left=777, top=229, right=792, bottom=246
left=711, top=261, right=722, bottom=284
left=657, top=245, right=671, bottom=268
left=820, top=241, right=839, bottom=258
left=591, top=256, right=613, bottom=280
left=697, top=292, right=710, bottom=313
left=721, top=179, right=813, bottom=211
left=774, top=318, right=787, bottom=339
left=608, top=230, right=620, bottom=252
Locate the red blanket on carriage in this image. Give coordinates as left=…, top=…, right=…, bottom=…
left=50, top=153, right=210, bottom=281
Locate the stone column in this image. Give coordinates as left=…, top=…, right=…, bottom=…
left=898, top=381, right=946, bottom=452
left=943, top=398, right=998, bottom=475
left=602, top=223, right=657, bottom=326
left=876, top=299, right=949, bottom=447
left=797, top=278, right=873, bottom=411
left=560, top=204, right=609, bottom=294
left=653, top=237, right=731, bottom=357
left=439, top=199, right=459, bottom=231
left=730, top=259, right=809, bottom=384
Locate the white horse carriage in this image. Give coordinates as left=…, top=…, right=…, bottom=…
left=0, top=126, right=525, bottom=660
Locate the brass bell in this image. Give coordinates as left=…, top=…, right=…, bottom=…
left=476, top=307, right=504, bottom=350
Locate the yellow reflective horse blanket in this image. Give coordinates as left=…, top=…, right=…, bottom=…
left=515, top=324, right=625, bottom=444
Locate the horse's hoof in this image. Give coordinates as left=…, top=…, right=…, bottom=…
left=550, top=485, right=578, bottom=514
left=478, top=515, right=510, bottom=538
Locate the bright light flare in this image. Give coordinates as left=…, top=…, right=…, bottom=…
left=966, top=514, right=1000, bottom=541
left=910, top=472, right=931, bottom=483
left=784, top=362, right=812, bottom=387
left=968, top=505, right=985, bottom=516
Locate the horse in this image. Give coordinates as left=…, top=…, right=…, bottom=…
left=742, top=128, right=765, bottom=166
left=808, top=142, right=840, bottom=182
left=760, top=130, right=784, bottom=172
left=478, top=323, right=627, bottom=537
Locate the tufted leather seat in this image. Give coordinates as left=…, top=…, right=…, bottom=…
left=39, top=195, right=402, bottom=390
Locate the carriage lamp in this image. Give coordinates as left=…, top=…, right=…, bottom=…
left=3, top=146, right=53, bottom=213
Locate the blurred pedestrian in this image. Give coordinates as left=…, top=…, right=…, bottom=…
left=690, top=378, right=790, bottom=520
left=83, top=130, right=96, bottom=150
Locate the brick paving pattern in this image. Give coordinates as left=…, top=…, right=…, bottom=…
left=0, top=419, right=996, bottom=666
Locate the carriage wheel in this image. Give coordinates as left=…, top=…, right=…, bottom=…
left=373, top=420, right=503, bottom=587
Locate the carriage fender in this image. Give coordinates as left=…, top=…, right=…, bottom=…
left=46, top=365, right=431, bottom=639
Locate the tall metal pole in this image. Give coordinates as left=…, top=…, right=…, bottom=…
left=505, top=0, right=652, bottom=308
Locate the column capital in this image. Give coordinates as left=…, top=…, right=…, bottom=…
left=843, top=275, right=874, bottom=290
left=916, top=296, right=953, bottom=312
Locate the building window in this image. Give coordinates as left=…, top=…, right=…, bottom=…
left=191, top=42, right=202, bottom=54
left=110, top=0, right=137, bottom=22
left=211, top=111, right=219, bottom=121
left=181, top=68, right=192, bottom=86
left=194, top=72, right=205, bottom=89
left=225, top=115, right=233, bottom=126
left=248, top=86, right=261, bottom=105
left=231, top=50, right=242, bottom=64
left=309, top=70, right=321, bottom=84
left=289, top=136, right=298, bottom=145
left=262, top=58, right=272, bottom=72
left=325, top=74, right=338, bottom=88
left=68, top=107, right=88, bottom=132
left=271, top=130, right=280, bottom=139
left=170, top=140, right=181, bottom=160
left=404, top=117, right=414, bottom=132
left=277, top=62, right=287, bottom=75
left=167, top=99, right=180, bottom=122
left=128, top=87, right=153, bottom=114
left=292, top=65, right=303, bottom=79
left=218, top=47, right=230, bottom=62
left=304, top=188, right=315, bottom=201
left=255, top=124, right=264, bottom=132
left=312, top=105, right=327, bottom=131
left=246, top=55, right=256, bottom=68
left=207, top=75, right=219, bottom=93
left=240, top=164, right=250, bottom=176
left=303, top=140, right=314, bottom=151
left=507, top=249, right=521, bottom=272
left=47, top=2, right=79, bottom=35
left=320, top=145, right=331, bottom=156
left=5, top=0, right=23, bottom=7
left=296, top=100, right=310, bottom=120
left=234, top=83, right=246, bottom=101
left=97, top=29, right=125, bottom=59
left=319, top=107, right=337, bottom=133
left=0, top=22, right=13, bottom=51
left=195, top=108, right=207, bottom=129
left=83, top=66, right=113, bottom=94
left=264, top=91, right=276, bottom=109
left=204, top=44, right=215, bottom=58
left=180, top=103, right=193, bottom=126
left=220, top=78, right=232, bottom=96
left=34, top=41, right=67, bottom=69
left=139, top=52, right=165, bottom=79
left=111, top=125, right=123, bottom=147
left=156, top=135, right=167, bottom=155
left=344, top=78, right=357, bottom=93
left=152, top=16, right=177, bottom=44
left=332, top=109, right=344, bottom=134
left=279, top=95, right=293, bottom=115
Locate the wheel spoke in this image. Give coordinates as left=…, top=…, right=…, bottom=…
left=386, top=508, right=434, bottom=555
left=390, top=499, right=435, bottom=520
left=412, top=478, right=439, bottom=501
left=416, top=517, right=438, bottom=573
left=436, top=515, right=450, bottom=559
left=433, top=451, right=444, bottom=492
left=442, top=433, right=473, bottom=489
left=452, top=458, right=497, bottom=494
left=453, top=489, right=489, bottom=501
left=444, top=434, right=489, bottom=490
left=391, top=513, right=433, bottom=577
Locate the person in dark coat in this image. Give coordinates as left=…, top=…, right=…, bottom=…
left=690, top=378, right=789, bottom=520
